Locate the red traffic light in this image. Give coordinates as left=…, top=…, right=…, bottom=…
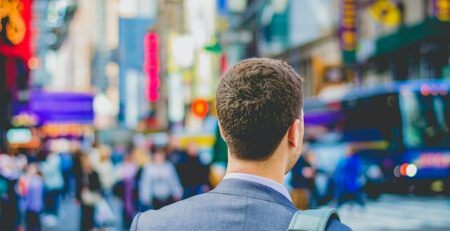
left=192, top=99, right=209, bottom=119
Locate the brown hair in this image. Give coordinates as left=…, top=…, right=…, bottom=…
left=216, top=58, right=304, bottom=161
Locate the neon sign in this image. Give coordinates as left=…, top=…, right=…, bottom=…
left=143, top=32, right=160, bottom=102
left=0, top=0, right=26, bottom=45
left=415, top=153, right=450, bottom=169
left=338, top=0, right=357, bottom=51
left=191, top=98, right=209, bottom=119
left=0, top=0, right=32, bottom=61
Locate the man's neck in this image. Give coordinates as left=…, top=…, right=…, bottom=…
left=226, top=154, right=286, bottom=184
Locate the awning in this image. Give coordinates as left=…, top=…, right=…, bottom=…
left=373, top=18, right=450, bottom=58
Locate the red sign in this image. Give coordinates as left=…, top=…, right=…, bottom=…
left=192, top=99, right=209, bottom=119
left=143, top=32, right=160, bottom=102
left=220, top=52, right=228, bottom=75
left=0, top=0, right=33, bottom=61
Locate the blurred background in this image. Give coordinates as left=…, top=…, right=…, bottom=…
left=0, top=0, right=449, bottom=231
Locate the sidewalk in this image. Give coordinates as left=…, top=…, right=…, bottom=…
left=43, top=197, right=125, bottom=231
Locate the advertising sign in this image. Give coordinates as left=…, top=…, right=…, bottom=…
left=368, top=0, right=401, bottom=27
left=433, top=0, right=450, bottom=22
left=29, top=91, right=94, bottom=125
left=0, top=0, right=33, bottom=61
left=338, top=0, right=357, bottom=63
left=144, top=32, right=160, bottom=102
left=404, top=151, right=450, bottom=179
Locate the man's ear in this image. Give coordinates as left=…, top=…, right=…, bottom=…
left=288, top=119, right=302, bottom=149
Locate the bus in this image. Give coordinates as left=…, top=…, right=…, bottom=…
left=304, top=80, right=450, bottom=196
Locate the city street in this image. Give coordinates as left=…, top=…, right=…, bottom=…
left=1, top=1, right=449, bottom=231
left=44, top=194, right=450, bottom=231
left=339, top=195, right=450, bottom=231
left=44, top=196, right=125, bottom=231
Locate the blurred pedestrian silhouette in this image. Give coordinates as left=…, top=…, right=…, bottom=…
left=139, top=146, right=183, bottom=209
left=290, top=147, right=317, bottom=210
left=77, top=154, right=102, bottom=231
left=118, top=152, right=138, bottom=228
left=21, top=163, right=44, bottom=231
left=333, top=146, right=365, bottom=208
left=0, top=148, right=27, bottom=231
left=175, top=143, right=210, bottom=199
left=40, top=150, right=63, bottom=224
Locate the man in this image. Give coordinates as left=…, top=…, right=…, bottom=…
left=175, top=143, right=210, bottom=199
left=131, top=58, right=352, bottom=231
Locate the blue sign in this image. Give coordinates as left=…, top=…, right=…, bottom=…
left=28, top=91, right=94, bottom=124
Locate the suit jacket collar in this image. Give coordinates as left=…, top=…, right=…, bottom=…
left=211, top=178, right=296, bottom=210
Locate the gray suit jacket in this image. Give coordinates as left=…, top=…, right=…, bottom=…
left=131, top=178, right=352, bottom=231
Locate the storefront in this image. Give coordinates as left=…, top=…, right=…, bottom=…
left=367, top=18, right=450, bottom=81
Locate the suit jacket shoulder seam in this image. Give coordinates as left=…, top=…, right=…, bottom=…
left=243, top=196, right=249, bottom=231
left=209, top=191, right=295, bottom=211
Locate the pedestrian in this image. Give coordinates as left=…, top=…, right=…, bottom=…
left=118, top=153, right=138, bottom=228
left=166, top=136, right=184, bottom=165
left=40, top=150, right=64, bottom=225
left=175, top=143, right=210, bottom=198
left=139, top=146, right=183, bottom=210
left=333, top=146, right=365, bottom=208
left=93, top=145, right=117, bottom=195
left=0, top=148, right=27, bottom=231
left=21, top=164, right=44, bottom=231
left=129, top=144, right=150, bottom=211
left=111, top=143, right=126, bottom=165
left=72, top=149, right=84, bottom=205
left=290, top=149, right=317, bottom=210
left=78, top=154, right=102, bottom=231
left=130, top=58, right=352, bottom=230
left=59, top=147, right=74, bottom=199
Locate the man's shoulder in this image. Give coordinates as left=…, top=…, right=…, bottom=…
left=132, top=208, right=353, bottom=231
left=327, top=219, right=353, bottom=231
left=131, top=193, right=213, bottom=230
left=130, top=187, right=353, bottom=231
left=130, top=190, right=296, bottom=230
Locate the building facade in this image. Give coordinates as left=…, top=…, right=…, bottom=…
left=221, top=0, right=450, bottom=98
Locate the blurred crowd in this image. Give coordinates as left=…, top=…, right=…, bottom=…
left=0, top=135, right=373, bottom=231
left=285, top=145, right=368, bottom=210
left=0, top=136, right=211, bottom=231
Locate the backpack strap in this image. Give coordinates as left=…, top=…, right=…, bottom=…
left=286, top=208, right=340, bottom=231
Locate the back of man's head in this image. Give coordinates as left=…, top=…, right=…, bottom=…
left=216, top=58, right=304, bottom=161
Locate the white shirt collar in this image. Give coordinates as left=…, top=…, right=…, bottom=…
left=224, top=173, right=292, bottom=202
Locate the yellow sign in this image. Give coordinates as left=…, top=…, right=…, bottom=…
left=369, top=0, right=401, bottom=27
left=0, top=0, right=26, bottom=45
left=435, top=0, right=450, bottom=22
left=178, top=135, right=215, bottom=149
